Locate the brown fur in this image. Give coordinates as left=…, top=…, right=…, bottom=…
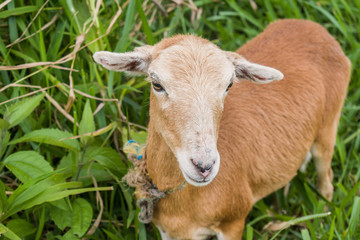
left=144, top=19, right=350, bottom=239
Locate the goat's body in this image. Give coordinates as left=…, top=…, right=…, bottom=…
left=146, top=19, right=350, bottom=239
left=93, top=18, right=350, bottom=240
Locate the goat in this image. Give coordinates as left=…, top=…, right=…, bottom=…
left=93, top=19, right=351, bottom=239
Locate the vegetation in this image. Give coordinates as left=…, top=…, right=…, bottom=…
left=0, top=0, right=359, bottom=239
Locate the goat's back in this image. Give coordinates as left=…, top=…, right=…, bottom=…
left=218, top=19, right=350, bottom=200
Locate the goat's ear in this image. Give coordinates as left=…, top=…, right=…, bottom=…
left=93, top=46, right=153, bottom=74
left=225, top=51, right=284, bottom=84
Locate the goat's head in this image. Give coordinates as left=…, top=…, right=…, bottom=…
left=93, top=35, right=283, bottom=187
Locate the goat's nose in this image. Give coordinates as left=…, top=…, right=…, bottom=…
left=191, top=159, right=214, bottom=178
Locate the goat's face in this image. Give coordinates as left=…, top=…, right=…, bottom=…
left=93, top=36, right=283, bottom=187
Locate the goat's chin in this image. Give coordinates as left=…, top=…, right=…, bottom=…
left=182, top=172, right=213, bottom=187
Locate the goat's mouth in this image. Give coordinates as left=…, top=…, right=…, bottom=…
left=183, top=172, right=212, bottom=187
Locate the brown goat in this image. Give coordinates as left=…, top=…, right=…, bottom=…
left=93, top=19, right=351, bottom=239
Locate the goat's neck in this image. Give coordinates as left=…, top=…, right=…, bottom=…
left=145, top=122, right=185, bottom=192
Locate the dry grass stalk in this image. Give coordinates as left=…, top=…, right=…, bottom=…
left=65, top=34, right=85, bottom=112
left=64, top=0, right=103, bottom=112
left=0, top=62, right=60, bottom=71
left=85, top=174, right=105, bottom=236
left=0, top=0, right=12, bottom=10
left=263, top=220, right=307, bottom=232
left=0, top=66, right=49, bottom=92
left=78, top=0, right=122, bottom=52
left=90, top=219, right=128, bottom=227
left=93, top=102, right=105, bottom=115
left=6, top=14, right=59, bottom=48
left=0, top=85, right=56, bottom=106
left=53, top=109, right=63, bottom=130
left=84, top=0, right=102, bottom=35
left=0, top=0, right=122, bottom=74
left=62, top=122, right=117, bottom=140
left=45, top=93, right=76, bottom=124
left=249, top=0, right=258, bottom=11
left=150, top=0, right=168, bottom=16
left=62, top=83, right=119, bottom=102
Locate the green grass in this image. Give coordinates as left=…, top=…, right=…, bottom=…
left=0, top=0, right=359, bottom=239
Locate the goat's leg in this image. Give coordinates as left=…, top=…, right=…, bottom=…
left=159, top=231, right=176, bottom=240
left=217, top=219, right=245, bottom=240
left=157, top=226, right=176, bottom=240
left=311, top=119, right=339, bottom=201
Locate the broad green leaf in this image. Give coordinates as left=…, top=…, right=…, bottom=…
left=86, top=147, right=127, bottom=175
left=3, top=151, right=53, bottom=183
left=7, top=182, right=83, bottom=217
left=23, top=186, right=111, bottom=210
left=6, top=219, right=36, bottom=238
left=62, top=230, right=80, bottom=240
left=79, top=100, right=95, bottom=146
left=76, top=162, right=114, bottom=187
left=49, top=198, right=71, bottom=211
left=0, top=223, right=21, bottom=240
left=9, top=128, right=80, bottom=151
left=3, top=167, right=110, bottom=220
left=0, top=181, right=8, bottom=213
left=7, top=171, right=68, bottom=207
left=72, top=198, right=93, bottom=237
left=3, top=171, right=71, bottom=220
left=49, top=202, right=72, bottom=230
left=58, top=151, right=114, bottom=186
left=4, top=93, right=45, bottom=128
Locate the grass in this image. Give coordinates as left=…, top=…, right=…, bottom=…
left=0, top=0, right=359, bottom=239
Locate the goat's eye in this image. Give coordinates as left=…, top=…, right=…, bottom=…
left=226, top=82, right=233, bottom=92
left=152, top=82, right=165, bottom=92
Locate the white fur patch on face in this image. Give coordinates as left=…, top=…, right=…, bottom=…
left=148, top=39, right=235, bottom=187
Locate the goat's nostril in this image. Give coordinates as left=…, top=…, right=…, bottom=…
left=191, top=159, right=213, bottom=178
left=199, top=169, right=211, bottom=178
left=204, top=163, right=212, bottom=171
